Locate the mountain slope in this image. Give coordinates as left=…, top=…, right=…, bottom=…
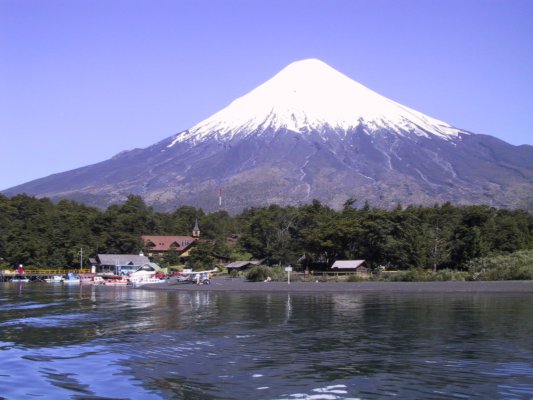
left=4, top=59, right=533, bottom=212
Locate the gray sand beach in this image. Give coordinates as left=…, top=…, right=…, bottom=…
left=142, top=277, right=533, bottom=293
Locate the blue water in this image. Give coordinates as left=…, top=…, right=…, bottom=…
left=1, top=283, right=533, bottom=399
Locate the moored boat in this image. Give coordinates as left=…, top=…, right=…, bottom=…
left=11, top=277, right=30, bottom=283
left=44, top=275, right=64, bottom=283
left=62, top=272, right=80, bottom=284
left=91, top=276, right=105, bottom=285
left=102, top=275, right=129, bottom=286
left=129, top=277, right=166, bottom=287
left=79, top=273, right=96, bottom=284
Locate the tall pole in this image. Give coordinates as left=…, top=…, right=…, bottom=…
left=79, top=248, right=83, bottom=271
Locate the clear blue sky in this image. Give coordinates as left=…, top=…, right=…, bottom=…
left=1, top=0, right=532, bottom=191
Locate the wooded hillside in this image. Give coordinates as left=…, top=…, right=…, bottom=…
left=1, top=194, right=531, bottom=273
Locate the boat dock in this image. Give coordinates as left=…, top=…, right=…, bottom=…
left=0, top=269, right=91, bottom=282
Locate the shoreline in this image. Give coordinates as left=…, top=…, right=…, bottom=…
left=141, top=277, right=533, bottom=293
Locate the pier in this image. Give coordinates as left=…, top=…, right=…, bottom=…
left=0, top=269, right=91, bottom=282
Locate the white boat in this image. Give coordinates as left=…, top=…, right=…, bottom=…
left=44, top=276, right=64, bottom=283
left=129, top=277, right=166, bottom=287
left=79, top=274, right=97, bottom=285
left=62, top=273, right=80, bottom=284
left=12, top=277, right=29, bottom=283
left=91, top=276, right=105, bottom=285
left=102, top=276, right=129, bottom=286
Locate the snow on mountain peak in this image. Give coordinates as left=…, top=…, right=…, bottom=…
left=169, top=58, right=464, bottom=146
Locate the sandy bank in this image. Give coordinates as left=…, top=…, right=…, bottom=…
left=141, top=277, right=533, bottom=293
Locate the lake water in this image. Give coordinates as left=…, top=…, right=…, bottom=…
left=1, top=283, right=533, bottom=399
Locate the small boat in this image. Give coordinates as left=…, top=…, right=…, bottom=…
left=91, top=276, right=105, bottom=285
left=129, top=277, right=166, bottom=287
left=44, top=276, right=64, bottom=283
left=79, top=273, right=97, bottom=285
left=62, top=273, right=80, bottom=284
left=102, top=275, right=129, bottom=286
left=12, top=277, right=29, bottom=283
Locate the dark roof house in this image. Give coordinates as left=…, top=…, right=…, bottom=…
left=331, top=260, right=368, bottom=275
left=94, top=254, right=151, bottom=274
left=97, top=254, right=150, bottom=267
left=225, top=260, right=262, bottom=272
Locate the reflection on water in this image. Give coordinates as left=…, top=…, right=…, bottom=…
left=1, top=283, right=533, bottom=399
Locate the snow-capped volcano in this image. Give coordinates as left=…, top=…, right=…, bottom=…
left=170, top=58, right=463, bottom=145
left=4, top=59, right=533, bottom=213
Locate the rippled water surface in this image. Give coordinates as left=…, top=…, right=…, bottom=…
left=1, top=283, right=533, bottom=399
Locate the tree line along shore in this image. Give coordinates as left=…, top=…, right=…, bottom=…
left=1, top=194, right=532, bottom=282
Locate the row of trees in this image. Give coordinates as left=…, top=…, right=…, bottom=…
left=1, top=194, right=532, bottom=272
left=237, top=199, right=532, bottom=271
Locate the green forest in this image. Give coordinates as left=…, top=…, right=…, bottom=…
left=1, top=194, right=532, bottom=280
